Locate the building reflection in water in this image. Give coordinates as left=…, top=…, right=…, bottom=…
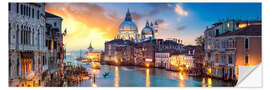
left=91, top=69, right=99, bottom=87
left=202, top=77, right=207, bottom=87
left=92, top=83, right=97, bottom=87
left=114, top=66, right=119, bottom=87
left=207, top=78, right=212, bottom=87
left=145, top=68, right=150, bottom=87
left=201, top=77, right=212, bottom=87
left=178, top=72, right=185, bottom=87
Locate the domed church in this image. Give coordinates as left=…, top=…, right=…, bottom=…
left=116, top=9, right=139, bottom=43
left=141, top=21, right=155, bottom=41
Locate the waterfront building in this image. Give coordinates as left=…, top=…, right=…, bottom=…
left=158, top=39, right=184, bottom=51
left=204, top=20, right=261, bottom=80
left=167, top=49, right=194, bottom=71
left=104, top=39, right=134, bottom=65
left=85, top=42, right=102, bottom=63
left=155, top=51, right=170, bottom=68
left=104, top=9, right=184, bottom=67
left=165, top=38, right=183, bottom=44
left=45, top=12, right=64, bottom=71
left=8, top=3, right=49, bottom=87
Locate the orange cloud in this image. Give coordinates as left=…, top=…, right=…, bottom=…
left=45, top=3, right=122, bottom=50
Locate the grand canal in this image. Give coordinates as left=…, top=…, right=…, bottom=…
left=62, top=60, right=234, bottom=87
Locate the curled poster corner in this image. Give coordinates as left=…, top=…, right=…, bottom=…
left=236, top=64, right=262, bottom=87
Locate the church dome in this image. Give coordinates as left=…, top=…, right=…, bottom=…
left=141, top=21, right=155, bottom=41
left=116, top=9, right=139, bottom=43
left=118, top=9, right=137, bottom=31
left=142, top=26, right=154, bottom=35
left=119, top=21, right=137, bottom=31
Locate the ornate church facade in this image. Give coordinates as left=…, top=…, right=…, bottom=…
left=115, top=9, right=159, bottom=43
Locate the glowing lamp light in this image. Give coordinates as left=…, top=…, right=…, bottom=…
left=179, top=67, right=184, bottom=71
left=146, top=63, right=150, bottom=68
left=92, top=83, right=97, bottom=87
left=115, top=60, right=119, bottom=64
left=238, top=24, right=247, bottom=29
left=92, top=69, right=97, bottom=73
left=185, top=64, right=190, bottom=68
left=207, top=67, right=212, bottom=74
left=227, top=23, right=230, bottom=28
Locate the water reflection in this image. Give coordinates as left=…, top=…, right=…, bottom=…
left=178, top=72, right=185, bottom=87
left=201, top=77, right=212, bottom=87
left=207, top=78, right=212, bottom=87
left=92, top=83, right=97, bottom=87
left=145, top=68, right=150, bottom=87
left=91, top=68, right=99, bottom=87
left=13, top=64, right=233, bottom=87
left=114, top=66, right=119, bottom=87
left=202, top=77, right=207, bottom=87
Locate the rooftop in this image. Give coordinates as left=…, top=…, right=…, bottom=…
left=217, top=24, right=261, bottom=37
left=45, top=12, right=63, bottom=19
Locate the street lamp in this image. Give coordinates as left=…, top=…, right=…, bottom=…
left=146, top=63, right=150, bottom=68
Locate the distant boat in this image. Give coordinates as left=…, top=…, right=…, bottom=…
left=103, top=72, right=110, bottom=78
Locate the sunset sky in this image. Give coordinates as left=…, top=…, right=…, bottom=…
left=45, top=3, right=261, bottom=51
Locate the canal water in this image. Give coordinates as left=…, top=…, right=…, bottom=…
left=64, top=59, right=234, bottom=87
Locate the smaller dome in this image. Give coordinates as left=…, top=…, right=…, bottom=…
left=141, top=26, right=154, bottom=35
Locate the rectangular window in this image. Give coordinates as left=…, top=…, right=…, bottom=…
left=23, top=5, right=25, bottom=15
left=20, top=5, right=23, bottom=15
left=245, top=55, right=249, bottom=65
left=24, top=6, right=27, bottom=16
left=16, top=26, right=19, bottom=45
left=215, top=29, right=219, bottom=36
left=229, top=54, right=232, bottom=64
left=26, top=6, right=28, bottom=16
left=8, top=23, right=10, bottom=45
left=32, top=8, right=34, bottom=18
left=28, top=7, right=31, bottom=17
left=37, top=10, right=40, bottom=19
left=8, top=3, right=11, bottom=11
left=216, top=54, right=219, bottom=63
left=21, top=30, right=23, bottom=44
left=233, top=40, right=236, bottom=48
left=245, top=38, right=249, bottom=49
left=16, top=3, right=19, bottom=13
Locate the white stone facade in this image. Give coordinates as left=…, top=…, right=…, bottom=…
left=8, top=3, right=48, bottom=79
left=155, top=52, right=170, bottom=68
